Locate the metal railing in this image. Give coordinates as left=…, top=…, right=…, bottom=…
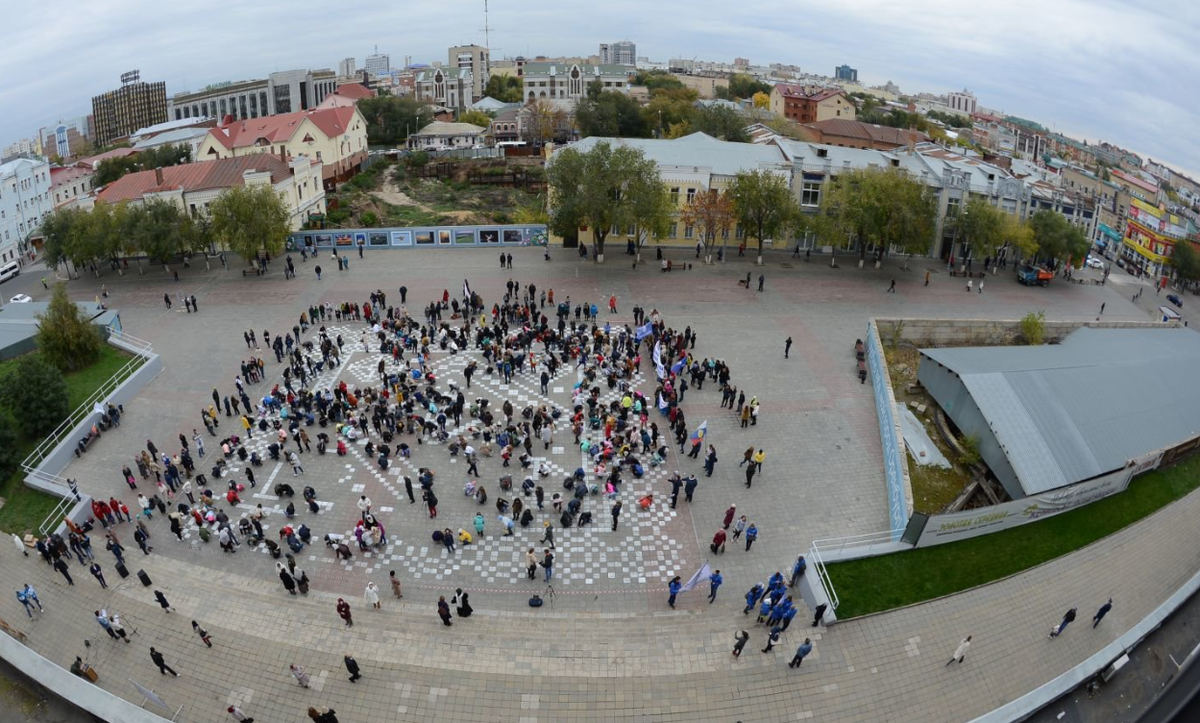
left=20, top=331, right=154, bottom=483
left=38, top=494, right=78, bottom=536
left=807, top=542, right=841, bottom=612
left=812, top=530, right=902, bottom=559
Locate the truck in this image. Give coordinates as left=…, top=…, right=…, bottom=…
left=1016, top=264, right=1054, bottom=287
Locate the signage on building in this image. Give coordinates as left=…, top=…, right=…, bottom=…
left=914, top=466, right=1134, bottom=547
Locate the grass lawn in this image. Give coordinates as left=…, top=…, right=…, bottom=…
left=0, top=344, right=135, bottom=535
left=828, top=453, right=1200, bottom=618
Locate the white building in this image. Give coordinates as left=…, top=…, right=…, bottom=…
left=3, top=138, right=38, bottom=158
left=168, top=69, right=338, bottom=122
left=449, top=45, right=490, bottom=103
left=364, top=51, right=391, bottom=77
left=414, top=68, right=473, bottom=112
left=522, top=63, right=630, bottom=103
left=599, top=40, right=636, bottom=66
left=338, top=57, right=357, bottom=78
left=0, top=156, right=52, bottom=266
left=408, top=121, right=485, bottom=151
left=947, top=89, right=978, bottom=115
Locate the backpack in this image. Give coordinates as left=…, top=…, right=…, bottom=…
left=528, top=595, right=543, bottom=607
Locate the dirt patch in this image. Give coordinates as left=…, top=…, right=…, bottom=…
left=374, top=179, right=432, bottom=211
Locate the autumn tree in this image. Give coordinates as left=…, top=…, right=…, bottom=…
left=458, top=110, right=493, bottom=128
left=680, top=189, right=735, bottom=264
left=816, top=167, right=936, bottom=265
left=954, top=197, right=1009, bottom=261
left=1029, top=209, right=1090, bottom=267
left=36, top=282, right=102, bottom=372
left=208, top=184, right=291, bottom=264
left=729, top=170, right=798, bottom=263
left=625, top=160, right=672, bottom=261
left=1172, top=240, right=1200, bottom=283
left=546, top=142, right=654, bottom=262
left=521, top=100, right=568, bottom=146
left=752, top=91, right=770, bottom=109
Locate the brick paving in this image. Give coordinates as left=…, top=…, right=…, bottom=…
left=2, top=248, right=1177, bottom=723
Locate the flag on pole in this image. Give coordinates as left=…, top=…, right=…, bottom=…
left=636, top=321, right=654, bottom=341
left=680, top=561, right=713, bottom=592
left=670, top=357, right=686, bottom=375
left=462, top=279, right=472, bottom=301
left=653, top=342, right=666, bottom=379
left=690, top=420, right=708, bottom=444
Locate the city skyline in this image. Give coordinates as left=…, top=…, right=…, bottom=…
left=2, top=0, right=1197, bottom=178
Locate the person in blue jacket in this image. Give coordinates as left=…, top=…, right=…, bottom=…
left=668, top=576, right=682, bottom=608
left=708, top=570, right=723, bottom=603
left=743, top=583, right=764, bottom=614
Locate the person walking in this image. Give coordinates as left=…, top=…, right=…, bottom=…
left=732, top=630, right=750, bottom=658
left=192, top=621, right=213, bottom=647
left=290, top=664, right=311, bottom=688
left=758, top=274, right=765, bottom=292
left=744, top=523, right=758, bottom=551
left=89, top=562, right=108, bottom=589
left=227, top=705, right=254, bottom=723
left=1093, top=599, right=1113, bottom=628
left=95, top=610, right=119, bottom=639
left=289, top=451, right=304, bottom=476
left=761, top=626, right=782, bottom=653
left=364, top=582, right=381, bottom=610
left=344, top=654, right=361, bottom=683
left=437, top=596, right=453, bottom=626
left=812, top=603, right=828, bottom=627
left=17, top=584, right=43, bottom=617
left=611, top=500, right=623, bottom=530
left=887, top=279, right=896, bottom=293
left=785, top=337, right=793, bottom=359
left=1099, top=302, right=1106, bottom=315
left=1049, top=608, right=1077, bottom=638
left=925, top=270, right=931, bottom=286
left=708, top=570, right=724, bottom=603
left=154, top=590, right=174, bottom=612
left=789, top=638, right=814, bottom=668
left=945, top=636, right=971, bottom=665
left=337, top=598, right=353, bottom=627
left=149, top=648, right=179, bottom=677
left=389, top=570, right=403, bottom=599
left=668, top=576, right=682, bottom=608
left=540, top=522, right=556, bottom=549
left=53, top=557, right=74, bottom=585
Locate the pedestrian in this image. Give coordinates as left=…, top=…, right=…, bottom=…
left=790, top=555, right=807, bottom=587
left=668, top=575, right=682, bottom=608
left=978, top=279, right=984, bottom=293
left=1093, top=599, right=1113, bottom=628
left=732, top=630, right=750, bottom=657
left=290, top=664, right=311, bottom=688
left=279, top=563, right=297, bottom=595
left=542, top=548, right=555, bottom=582
left=337, top=598, right=353, bottom=626
left=16, top=584, right=43, bottom=618
left=758, top=274, right=764, bottom=292
left=711, top=529, right=727, bottom=554
left=789, top=638, right=814, bottom=668
left=703, top=445, right=718, bottom=477
left=887, top=279, right=896, bottom=293
left=925, top=270, right=931, bottom=286
left=762, top=626, right=782, bottom=653
left=192, top=620, right=213, bottom=647
left=506, top=253, right=513, bottom=269
left=164, top=293, right=172, bottom=309
left=966, top=279, right=973, bottom=292
left=812, top=603, right=828, bottom=627
left=453, top=588, right=473, bottom=617
left=723, top=504, right=737, bottom=529
left=154, top=590, right=173, bottom=612
left=744, top=523, right=758, bottom=551
left=784, top=336, right=792, bottom=358
left=731, top=515, right=746, bottom=541
left=149, top=647, right=179, bottom=677
left=95, top=610, right=119, bottom=638
left=90, top=562, right=108, bottom=589
left=364, top=581, right=381, bottom=610
left=13, top=534, right=28, bottom=557
left=1049, top=607, right=1077, bottom=638
left=438, top=596, right=453, bottom=626
left=308, top=707, right=338, bottom=723
left=53, top=557, right=75, bottom=585
left=611, top=500, right=622, bottom=530
left=684, top=475, right=698, bottom=503
left=227, top=705, right=254, bottom=723
left=344, top=654, right=361, bottom=683
left=708, top=570, right=723, bottom=603
left=389, top=570, right=403, bottom=598
left=1100, top=302, right=1105, bottom=315
left=945, top=635, right=971, bottom=665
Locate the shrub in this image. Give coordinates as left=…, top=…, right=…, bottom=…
left=36, top=283, right=102, bottom=372
left=360, top=211, right=379, bottom=227
left=0, top=357, right=70, bottom=437
left=0, top=416, right=18, bottom=482
left=1020, top=311, right=1046, bottom=345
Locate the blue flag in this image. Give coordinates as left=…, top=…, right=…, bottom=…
left=690, top=420, right=708, bottom=443
left=636, top=322, right=654, bottom=341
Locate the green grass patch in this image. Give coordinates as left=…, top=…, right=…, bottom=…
left=828, top=453, right=1200, bottom=618
left=0, top=344, right=135, bottom=534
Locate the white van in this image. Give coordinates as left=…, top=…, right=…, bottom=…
left=0, top=261, right=19, bottom=283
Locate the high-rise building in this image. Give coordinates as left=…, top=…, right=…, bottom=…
left=599, top=40, right=636, bottom=66
left=38, top=115, right=93, bottom=160
left=449, top=44, right=490, bottom=102
left=2, top=138, right=38, bottom=159
left=364, top=49, right=391, bottom=77
left=167, top=69, right=338, bottom=122
left=835, top=64, right=858, bottom=82
left=733, top=57, right=750, bottom=68
left=338, top=57, right=357, bottom=78
left=947, top=89, right=977, bottom=115
left=91, top=71, right=168, bottom=146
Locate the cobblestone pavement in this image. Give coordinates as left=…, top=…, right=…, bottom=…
left=2, top=249, right=1177, bottom=723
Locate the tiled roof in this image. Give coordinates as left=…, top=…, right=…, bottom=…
left=49, top=165, right=93, bottom=186
left=804, top=119, right=928, bottom=147
left=76, top=147, right=138, bottom=170
left=97, top=155, right=294, bottom=203
left=411, top=121, right=486, bottom=137
left=332, top=83, right=375, bottom=100
left=205, top=107, right=359, bottom=150
left=774, top=84, right=845, bottom=102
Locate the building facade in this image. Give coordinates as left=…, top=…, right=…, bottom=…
left=835, top=65, right=858, bottom=82
left=0, top=156, right=52, bottom=265
left=522, top=63, right=630, bottom=103
left=798, top=120, right=927, bottom=150
left=770, top=85, right=856, bottom=124
left=3, top=138, right=39, bottom=159
left=364, top=51, right=390, bottom=77
left=414, top=68, right=473, bottom=112
left=38, top=116, right=93, bottom=161
left=91, top=74, right=168, bottom=146
left=338, top=57, right=357, bottom=78
left=49, top=166, right=96, bottom=209
left=449, top=45, right=490, bottom=102
left=599, top=41, right=636, bottom=66
left=168, top=70, right=338, bottom=123
left=947, top=90, right=977, bottom=115
left=672, top=73, right=728, bottom=99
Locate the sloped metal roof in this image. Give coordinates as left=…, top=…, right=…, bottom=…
left=921, top=327, right=1200, bottom=495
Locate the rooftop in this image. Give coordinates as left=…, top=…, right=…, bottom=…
left=97, top=154, right=297, bottom=203
left=204, top=106, right=360, bottom=151
left=773, top=84, right=845, bottom=102
left=522, top=62, right=630, bottom=78
left=920, top=327, right=1200, bottom=495
left=410, top=121, right=486, bottom=138
left=567, top=133, right=789, bottom=177
left=802, top=119, right=928, bottom=147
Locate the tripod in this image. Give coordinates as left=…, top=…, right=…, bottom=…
left=545, top=583, right=557, bottom=609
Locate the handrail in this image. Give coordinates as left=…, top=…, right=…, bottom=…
left=38, top=495, right=77, bottom=536
left=812, top=529, right=899, bottom=557
left=808, top=543, right=841, bottom=612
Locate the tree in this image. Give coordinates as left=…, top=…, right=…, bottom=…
left=483, top=75, right=523, bottom=103
left=1172, top=240, right=1200, bottom=283
left=126, top=199, right=187, bottom=270
left=1005, top=216, right=1038, bottom=260
left=521, top=100, right=568, bottom=146
left=1028, top=209, right=1089, bottom=267
left=357, top=96, right=434, bottom=145
left=576, top=91, right=649, bottom=138
left=955, top=197, right=1009, bottom=260
left=0, top=416, right=18, bottom=485
left=625, top=159, right=672, bottom=260
left=690, top=105, right=750, bottom=142
left=208, top=184, right=291, bottom=263
left=36, top=282, right=102, bottom=372
left=814, top=168, right=890, bottom=263
left=545, top=141, right=650, bottom=261
left=752, top=91, right=770, bottom=109
left=458, top=110, right=493, bottom=128
left=640, top=88, right=699, bottom=135
left=633, top=71, right=684, bottom=93
left=729, top=170, right=797, bottom=262
left=879, top=174, right=939, bottom=263
left=93, top=143, right=192, bottom=186
left=680, top=188, right=735, bottom=263
left=719, top=74, right=772, bottom=100
left=0, top=356, right=70, bottom=438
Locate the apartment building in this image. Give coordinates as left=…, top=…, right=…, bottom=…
left=168, top=69, right=338, bottom=123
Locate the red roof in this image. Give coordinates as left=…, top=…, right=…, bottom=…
left=804, top=119, right=928, bottom=147
left=97, top=154, right=295, bottom=203
left=49, top=165, right=93, bottom=187
left=76, top=147, right=138, bottom=170
left=332, top=83, right=375, bottom=100
left=204, top=107, right=359, bottom=151
left=774, top=84, right=845, bottom=102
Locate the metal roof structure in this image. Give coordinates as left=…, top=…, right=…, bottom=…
left=920, top=327, right=1200, bottom=495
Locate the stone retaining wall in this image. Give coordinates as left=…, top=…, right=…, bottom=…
left=874, top=318, right=1172, bottom=348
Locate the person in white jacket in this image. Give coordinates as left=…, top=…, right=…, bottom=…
left=946, top=636, right=972, bottom=665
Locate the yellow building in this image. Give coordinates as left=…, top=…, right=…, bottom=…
left=672, top=74, right=729, bottom=99
left=195, top=106, right=368, bottom=190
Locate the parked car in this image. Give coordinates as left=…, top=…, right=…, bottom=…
left=1086, top=256, right=1105, bottom=269
left=1167, top=294, right=1184, bottom=308
left=9, top=293, right=32, bottom=303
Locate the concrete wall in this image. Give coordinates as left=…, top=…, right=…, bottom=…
left=865, top=322, right=914, bottom=535
left=875, top=317, right=1172, bottom=348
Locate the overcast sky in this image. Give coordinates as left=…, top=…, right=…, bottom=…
left=4, top=0, right=1198, bottom=177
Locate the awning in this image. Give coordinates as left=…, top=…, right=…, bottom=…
left=1098, top=223, right=1121, bottom=242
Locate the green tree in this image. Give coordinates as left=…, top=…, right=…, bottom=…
left=640, top=88, right=699, bottom=135
left=690, top=105, right=750, bottom=142
left=36, top=282, right=102, bottom=372
left=1172, top=240, right=1200, bottom=282
left=0, top=416, right=18, bottom=484
left=208, top=184, right=291, bottom=264
left=357, top=96, right=434, bottom=145
left=625, top=159, right=672, bottom=260
left=633, top=71, right=685, bottom=93
left=483, top=74, right=523, bottom=103
left=458, top=110, right=493, bottom=128
left=1028, top=209, right=1090, bottom=267
left=575, top=92, right=649, bottom=138
left=815, top=167, right=890, bottom=262
left=729, top=170, right=798, bottom=262
left=680, top=189, right=736, bottom=263
left=879, top=174, right=939, bottom=263
left=718, top=74, right=772, bottom=100
left=955, top=197, right=1009, bottom=260
left=546, top=141, right=649, bottom=261
left=39, top=207, right=85, bottom=273
left=0, top=356, right=70, bottom=437
left=93, top=143, right=192, bottom=186
left=127, top=199, right=187, bottom=270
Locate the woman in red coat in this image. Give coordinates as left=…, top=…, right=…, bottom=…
left=336, top=598, right=353, bottom=627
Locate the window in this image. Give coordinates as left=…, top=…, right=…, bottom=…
left=721, top=227, right=729, bottom=239
left=736, top=226, right=744, bottom=239
left=684, top=225, right=694, bottom=239
left=668, top=223, right=677, bottom=238
left=801, top=182, right=820, bottom=207
left=686, top=188, right=696, bottom=203
left=669, top=187, right=679, bottom=204
left=947, top=197, right=961, bottom=217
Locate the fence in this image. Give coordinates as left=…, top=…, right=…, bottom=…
left=865, top=321, right=913, bottom=537
left=807, top=542, right=841, bottom=615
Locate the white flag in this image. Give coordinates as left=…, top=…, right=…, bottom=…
left=680, top=561, right=713, bottom=593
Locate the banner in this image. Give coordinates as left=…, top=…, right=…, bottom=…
left=690, top=420, right=708, bottom=444
left=680, top=561, right=712, bottom=592
left=915, top=466, right=1133, bottom=547
left=635, top=322, right=654, bottom=341
left=653, top=342, right=666, bottom=379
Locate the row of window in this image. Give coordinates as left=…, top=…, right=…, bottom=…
left=607, top=223, right=746, bottom=240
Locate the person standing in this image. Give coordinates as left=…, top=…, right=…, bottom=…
left=89, top=562, right=108, bottom=589
left=703, top=445, right=718, bottom=477
left=227, top=705, right=254, bottom=723
left=1100, top=302, right=1106, bottom=315
left=95, top=610, right=119, bottom=639
left=761, top=626, right=781, bottom=653
left=744, top=462, right=756, bottom=488
left=1049, top=608, right=1077, bottom=638
left=784, top=336, right=793, bottom=358
left=53, top=557, right=74, bottom=585
left=924, top=270, right=931, bottom=286
left=723, top=504, right=737, bottom=529
left=437, top=596, right=453, bottom=626
left=732, top=630, right=750, bottom=658
left=812, top=603, right=828, bottom=627
left=344, top=654, right=361, bottom=683
left=389, top=570, right=403, bottom=599
left=192, top=621, right=213, bottom=647
left=758, top=274, right=765, bottom=292
left=668, top=576, right=682, bottom=608
left=542, top=549, right=555, bottom=582
left=526, top=548, right=539, bottom=580
left=790, top=555, right=807, bottom=587
left=945, top=636, right=971, bottom=665
left=744, top=524, right=758, bottom=551
left=684, top=475, right=699, bottom=503
left=149, top=648, right=179, bottom=677
left=789, top=638, right=814, bottom=668
left=290, top=664, right=311, bottom=688
left=708, top=570, right=724, bottom=604
left=337, top=598, right=353, bottom=626
left=364, top=582, right=381, bottom=610
left=611, top=500, right=622, bottom=530
left=1093, top=599, right=1113, bottom=628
